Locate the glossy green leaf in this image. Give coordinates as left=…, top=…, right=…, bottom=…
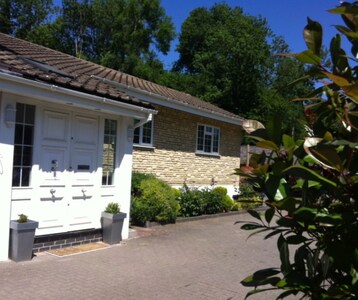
left=286, top=235, right=308, bottom=245
left=295, top=50, right=322, bottom=65
left=304, top=17, right=322, bottom=56
left=343, top=83, right=358, bottom=104
left=248, top=209, right=262, bottom=222
left=278, top=234, right=291, bottom=274
left=271, top=197, right=298, bottom=213
left=284, top=165, right=337, bottom=187
left=322, top=71, right=350, bottom=87
left=334, top=25, right=358, bottom=39
left=282, top=134, right=296, bottom=150
left=240, top=223, right=263, bottom=230
left=293, top=207, right=317, bottom=222
left=309, top=144, right=343, bottom=171
left=256, top=140, right=279, bottom=151
left=241, top=268, right=281, bottom=287
left=328, top=6, right=358, bottom=15
left=265, top=208, right=275, bottom=224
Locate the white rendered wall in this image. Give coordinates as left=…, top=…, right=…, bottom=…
left=0, top=94, right=15, bottom=261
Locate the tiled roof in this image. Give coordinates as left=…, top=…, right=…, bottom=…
left=0, top=33, right=243, bottom=122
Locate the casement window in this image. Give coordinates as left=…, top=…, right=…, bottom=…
left=12, top=103, right=36, bottom=187
left=133, top=119, right=153, bottom=146
left=196, top=124, right=220, bottom=155
left=102, top=119, right=117, bottom=185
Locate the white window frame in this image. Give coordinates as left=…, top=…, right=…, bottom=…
left=102, top=119, right=117, bottom=186
left=133, top=119, right=154, bottom=147
left=196, top=124, right=220, bottom=155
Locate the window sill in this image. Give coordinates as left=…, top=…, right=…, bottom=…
left=195, top=151, right=221, bottom=158
left=133, top=144, right=155, bottom=150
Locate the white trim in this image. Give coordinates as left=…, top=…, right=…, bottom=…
left=196, top=124, right=220, bottom=155
left=133, top=118, right=154, bottom=147
left=0, top=71, right=156, bottom=120
left=91, top=76, right=243, bottom=126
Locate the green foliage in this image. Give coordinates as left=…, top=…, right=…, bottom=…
left=177, top=184, right=206, bottom=217
left=130, top=177, right=179, bottom=226
left=104, top=202, right=120, bottom=214
left=131, top=171, right=156, bottom=197
left=0, top=0, right=54, bottom=39
left=237, top=3, right=358, bottom=298
left=177, top=185, right=235, bottom=217
left=17, top=214, right=28, bottom=223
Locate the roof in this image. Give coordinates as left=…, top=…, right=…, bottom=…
left=0, top=33, right=243, bottom=123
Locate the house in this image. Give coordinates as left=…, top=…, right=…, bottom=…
left=0, top=33, right=246, bottom=261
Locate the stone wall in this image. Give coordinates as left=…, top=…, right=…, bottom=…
left=132, top=105, right=242, bottom=186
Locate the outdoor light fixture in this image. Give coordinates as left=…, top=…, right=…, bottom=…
left=5, top=105, right=16, bottom=128
left=127, top=125, right=134, bottom=142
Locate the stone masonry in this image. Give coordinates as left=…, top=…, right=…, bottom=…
left=133, top=104, right=242, bottom=187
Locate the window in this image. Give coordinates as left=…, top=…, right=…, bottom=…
left=12, top=103, right=35, bottom=187
left=102, top=119, right=117, bottom=185
left=133, top=119, right=153, bottom=146
left=196, top=124, right=220, bottom=155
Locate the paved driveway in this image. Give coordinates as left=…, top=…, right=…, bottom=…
left=0, top=213, right=297, bottom=299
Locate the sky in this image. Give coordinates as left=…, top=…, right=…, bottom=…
left=159, top=0, right=346, bottom=69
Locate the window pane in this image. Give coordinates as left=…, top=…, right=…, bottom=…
left=21, top=167, right=31, bottom=186
left=102, top=119, right=117, bottom=185
left=213, top=128, right=219, bottom=153
left=16, top=103, right=24, bottom=123
left=197, top=125, right=204, bottom=151
left=12, top=167, right=21, bottom=186
left=14, top=124, right=23, bottom=145
left=22, top=146, right=33, bottom=166
left=25, top=105, right=35, bottom=124
left=12, top=103, right=35, bottom=187
left=134, top=127, right=140, bottom=144
left=204, top=134, right=212, bottom=152
left=24, top=125, right=34, bottom=145
left=142, top=121, right=152, bottom=144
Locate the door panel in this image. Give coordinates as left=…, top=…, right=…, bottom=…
left=36, top=109, right=99, bottom=235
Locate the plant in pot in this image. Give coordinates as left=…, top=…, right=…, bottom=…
left=101, top=202, right=127, bottom=245
left=9, top=214, right=39, bottom=262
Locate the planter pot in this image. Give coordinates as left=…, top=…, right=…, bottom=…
left=101, top=212, right=127, bottom=245
left=9, top=220, right=38, bottom=262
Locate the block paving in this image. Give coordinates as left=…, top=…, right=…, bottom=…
left=0, top=213, right=298, bottom=299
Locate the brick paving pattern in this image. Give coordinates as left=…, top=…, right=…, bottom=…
left=0, top=213, right=298, bottom=299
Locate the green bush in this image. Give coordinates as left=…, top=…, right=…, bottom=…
left=235, top=182, right=263, bottom=209
left=104, top=202, right=120, bottom=214
left=178, top=185, right=235, bottom=216
left=177, top=184, right=206, bottom=217
left=130, top=177, right=180, bottom=226
left=131, top=171, right=156, bottom=196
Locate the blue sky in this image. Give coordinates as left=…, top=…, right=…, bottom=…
left=159, top=0, right=346, bottom=68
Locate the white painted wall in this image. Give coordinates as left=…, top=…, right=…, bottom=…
left=0, top=94, right=15, bottom=261
left=0, top=82, right=149, bottom=261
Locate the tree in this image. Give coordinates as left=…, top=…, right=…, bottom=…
left=174, top=4, right=271, bottom=116
left=0, top=0, right=53, bottom=39
left=172, top=3, right=313, bottom=136
left=91, top=0, right=175, bottom=74
left=237, top=2, right=358, bottom=299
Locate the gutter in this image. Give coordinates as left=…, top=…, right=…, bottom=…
left=91, top=75, right=243, bottom=126
left=0, top=71, right=157, bottom=119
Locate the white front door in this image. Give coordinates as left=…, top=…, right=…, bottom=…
left=37, top=109, right=99, bottom=234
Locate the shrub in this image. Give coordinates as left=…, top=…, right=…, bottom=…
left=130, top=177, right=180, bottom=226
left=235, top=182, right=263, bottom=210
left=177, top=184, right=206, bottom=217
left=237, top=5, right=358, bottom=298
left=104, top=202, right=120, bottom=214
left=131, top=171, right=156, bottom=197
